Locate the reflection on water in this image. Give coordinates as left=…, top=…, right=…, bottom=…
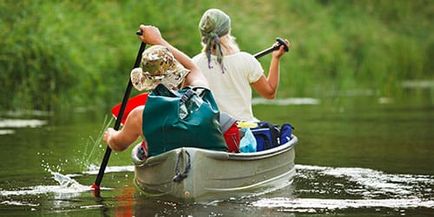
left=295, top=165, right=434, bottom=198
left=252, top=97, right=320, bottom=105
left=0, top=119, right=46, bottom=128
left=0, top=117, right=46, bottom=136
left=253, top=164, right=434, bottom=213
left=253, top=198, right=434, bottom=212
left=83, top=165, right=134, bottom=175
left=402, top=80, right=434, bottom=89
left=0, top=129, right=14, bottom=135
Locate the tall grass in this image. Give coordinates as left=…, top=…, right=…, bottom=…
left=1, top=0, right=433, bottom=111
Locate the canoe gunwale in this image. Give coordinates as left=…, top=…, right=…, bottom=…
left=131, top=135, right=297, bottom=165
left=227, top=135, right=297, bottom=160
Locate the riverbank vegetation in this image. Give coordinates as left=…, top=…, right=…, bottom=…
left=1, top=0, right=433, bottom=110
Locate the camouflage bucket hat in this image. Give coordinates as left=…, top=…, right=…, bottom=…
left=131, top=45, right=190, bottom=91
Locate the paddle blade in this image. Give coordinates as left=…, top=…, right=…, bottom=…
left=111, top=93, right=148, bottom=125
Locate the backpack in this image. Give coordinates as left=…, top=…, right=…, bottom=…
left=143, top=84, right=227, bottom=157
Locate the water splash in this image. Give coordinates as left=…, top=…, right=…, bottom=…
left=80, top=115, right=113, bottom=168
left=0, top=170, right=91, bottom=197
left=52, top=171, right=90, bottom=191
left=0, top=163, right=130, bottom=199
left=0, top=116, right=119, bottom=199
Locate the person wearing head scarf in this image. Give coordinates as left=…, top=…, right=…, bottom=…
left=103, top=25, right=209, bottom=153
left=193, top=9, right=290, bottom=122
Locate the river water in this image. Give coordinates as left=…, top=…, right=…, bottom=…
left=0, top=85, right=433, bottom=216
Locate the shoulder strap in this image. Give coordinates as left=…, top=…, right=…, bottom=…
left=152, top=84, right=178, bottom=97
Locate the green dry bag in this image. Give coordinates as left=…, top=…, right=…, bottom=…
left=143, top=84, right=227, bottom=156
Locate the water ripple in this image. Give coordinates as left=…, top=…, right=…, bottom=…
left=253, top=198, right=434, bottom=211
left=295, top=164, right=434, bottom=198
left=252, top=164, right=434, bottom=212
left=83, top=164, right=134, bottom=175
left=252, top=97, right=320, bottom=106
left=0, top=200, right=39, bottom=207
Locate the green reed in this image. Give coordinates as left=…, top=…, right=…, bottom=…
left=1, top=0, right=432, bottom=111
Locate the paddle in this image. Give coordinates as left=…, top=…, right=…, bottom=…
left=111, top=37, right=289, bottom=123
left=253, top=37, right=289, bottom=58
left=91, top=39, right=147, bottom=192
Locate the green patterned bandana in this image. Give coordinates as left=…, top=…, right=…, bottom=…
left=199, top=8, right=231, bottom=73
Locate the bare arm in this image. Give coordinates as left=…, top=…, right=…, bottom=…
left=103, top=106, right=144, bottom=151
left=251, top=40, right=290, bottom=99
left=138, top=25, right=209, bottom=88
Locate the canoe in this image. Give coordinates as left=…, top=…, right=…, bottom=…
left=131, top=135, right=298, bottom=202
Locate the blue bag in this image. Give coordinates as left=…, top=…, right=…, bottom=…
left=280, top=123, right=294, bottom=144
left=251, top=121, right=295, bottom=151
left=251, top=122, right=280, bottom=151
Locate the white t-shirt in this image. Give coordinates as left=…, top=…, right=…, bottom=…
left=193, top=52, right=264, bottom=122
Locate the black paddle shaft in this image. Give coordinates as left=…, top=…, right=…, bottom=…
left=253, top=37, right=289, bottom=59
left=93, top=42, right=147, bottom=188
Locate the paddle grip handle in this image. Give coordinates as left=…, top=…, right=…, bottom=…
left=254, top=37, right=289, bottom=59
left=276, top=37, right=289, bottom=52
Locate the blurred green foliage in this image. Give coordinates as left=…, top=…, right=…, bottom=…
left=1, top=0, right=433, bottom=110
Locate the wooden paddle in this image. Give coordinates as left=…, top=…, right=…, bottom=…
left=110, top=37, right=289, bottom=123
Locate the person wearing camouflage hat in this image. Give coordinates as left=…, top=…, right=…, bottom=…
left=104, top=25, right=209, bottom=153
left=193, top=8, right=290, bottom=122
left=130, top=45, right=190, bottom=91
